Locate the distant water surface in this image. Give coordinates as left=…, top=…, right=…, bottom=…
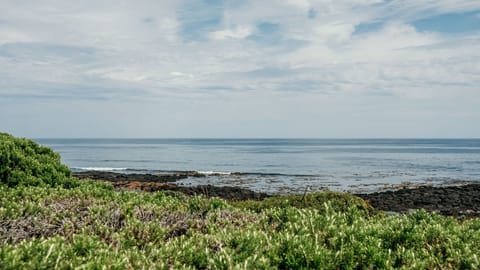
left=35, top=139, right=480, bottom=194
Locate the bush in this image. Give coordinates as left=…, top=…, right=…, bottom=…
left=1, top=177, right=479, bottom=269
left=231, top=190, right=373, bottom=214
left=0, top=132, right=78, bottom=188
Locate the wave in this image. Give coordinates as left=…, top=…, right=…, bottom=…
left=237, top=172, right=330, bottom=178
left=196, top=171, right=232, bottom=175
left=72, top=167, right=129, bottom=172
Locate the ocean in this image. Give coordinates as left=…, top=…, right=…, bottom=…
left=35, top=138, right=480, bottom=194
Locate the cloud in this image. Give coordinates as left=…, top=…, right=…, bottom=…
left=210, top=25, right=253, bottom=40
left=0, top=0, right=479, bottom=137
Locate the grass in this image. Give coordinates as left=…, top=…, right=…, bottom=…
left=1, top=181, right=479, bottom=269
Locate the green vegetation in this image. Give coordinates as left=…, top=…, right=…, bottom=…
left=1, top=132, right=479, bottom=269
left=0, top=133, right=76, bottom=188
left=1, top=183, right=479, bottom=269
left=231, top=191, right=373, bottom=214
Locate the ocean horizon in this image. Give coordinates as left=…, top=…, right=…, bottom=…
left=35, top=138, right=480, bottom=194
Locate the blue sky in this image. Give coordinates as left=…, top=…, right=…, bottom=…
left=0, top=0, right=479, bottom=138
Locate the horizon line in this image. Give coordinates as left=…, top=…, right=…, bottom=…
left=33, top=137, right=480, bottom=140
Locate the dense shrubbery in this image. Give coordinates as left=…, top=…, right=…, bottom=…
left=231, top=190, right=373, bottom=214
left=0, top=132, right=77, bottom=188
left=1, top=183, right=479, bottom=269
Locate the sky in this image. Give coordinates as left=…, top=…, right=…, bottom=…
left=0, top=0, right=479, bottom=138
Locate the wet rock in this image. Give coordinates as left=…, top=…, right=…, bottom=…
left=73, top=170, right=204, bottom=183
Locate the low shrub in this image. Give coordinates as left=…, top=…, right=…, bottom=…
left=0, top=183, right=479, bottom=269
left=231, top=190, right=373, bottom=214
left=0, top=132, right=78, bottom=188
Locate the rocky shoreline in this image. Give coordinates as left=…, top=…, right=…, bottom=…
left=357, top=184, right=480, bottom=218
left=73, top=171, right=269, bottom=201
left=73, top=171, right=480, bottom=217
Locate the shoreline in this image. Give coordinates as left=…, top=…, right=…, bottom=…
left=73, top=171, right=480, bottom=217
left=73, top=171, right=270, bottom=201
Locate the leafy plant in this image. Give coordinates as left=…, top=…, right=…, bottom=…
left=0, top=132, right=77, bottom=188
left=231, top=190, right=373, bottom=214
left=1, top=182, right=479, bottom=269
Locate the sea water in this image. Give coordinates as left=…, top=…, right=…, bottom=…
left=35, top=139, right=480, bottom=194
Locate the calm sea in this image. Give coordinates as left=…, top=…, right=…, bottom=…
left=35, top=139, right=480, bottom=194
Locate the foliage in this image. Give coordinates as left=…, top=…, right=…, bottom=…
left=231, top=190, right=373, bottom=214
left=1, top=182, right=479, bottom=269
left=0, top=132, right=77, bottom=188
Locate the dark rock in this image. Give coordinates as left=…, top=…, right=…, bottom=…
left=73, top=171, right=202, bottom=183
left=357, top=184, right=480, bottom=218
left=73, top=171, right=269, bottom=201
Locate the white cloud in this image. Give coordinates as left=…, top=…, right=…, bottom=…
left=0, top=0, right=479, bottom=137
left=210, top=25, right=253, bottom=40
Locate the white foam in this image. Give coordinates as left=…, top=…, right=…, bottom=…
left=197, top=171, right=231, bottom=175
left=74, top=167, right=128, bottom=172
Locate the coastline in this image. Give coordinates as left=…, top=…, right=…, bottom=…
left=73, top=171, right=480, bottom=217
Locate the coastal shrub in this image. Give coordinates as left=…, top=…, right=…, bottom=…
left=231, top=190, right=373, bottom=214
left=0, top=132, right=77, bottom=188
left=1, top=183, right=479, bottom=269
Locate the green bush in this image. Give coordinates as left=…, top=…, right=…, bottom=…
left=231, top=190, right=373, bottom=214
left=0, top=132, right=77, bottom=188
left=1, top=182, right=479, bottom=269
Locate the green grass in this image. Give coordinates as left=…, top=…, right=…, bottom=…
left=1, top=181, right=479, bottom=269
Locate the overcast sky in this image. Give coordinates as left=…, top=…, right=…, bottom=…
left=1, top=0, right=479, bottom=138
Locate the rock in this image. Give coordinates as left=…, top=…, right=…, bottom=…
left=73, top=171, right=201, bottom=183
left=73, top=171, right=269, bottom=201
left=357, top=183, right=480, bottom=218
